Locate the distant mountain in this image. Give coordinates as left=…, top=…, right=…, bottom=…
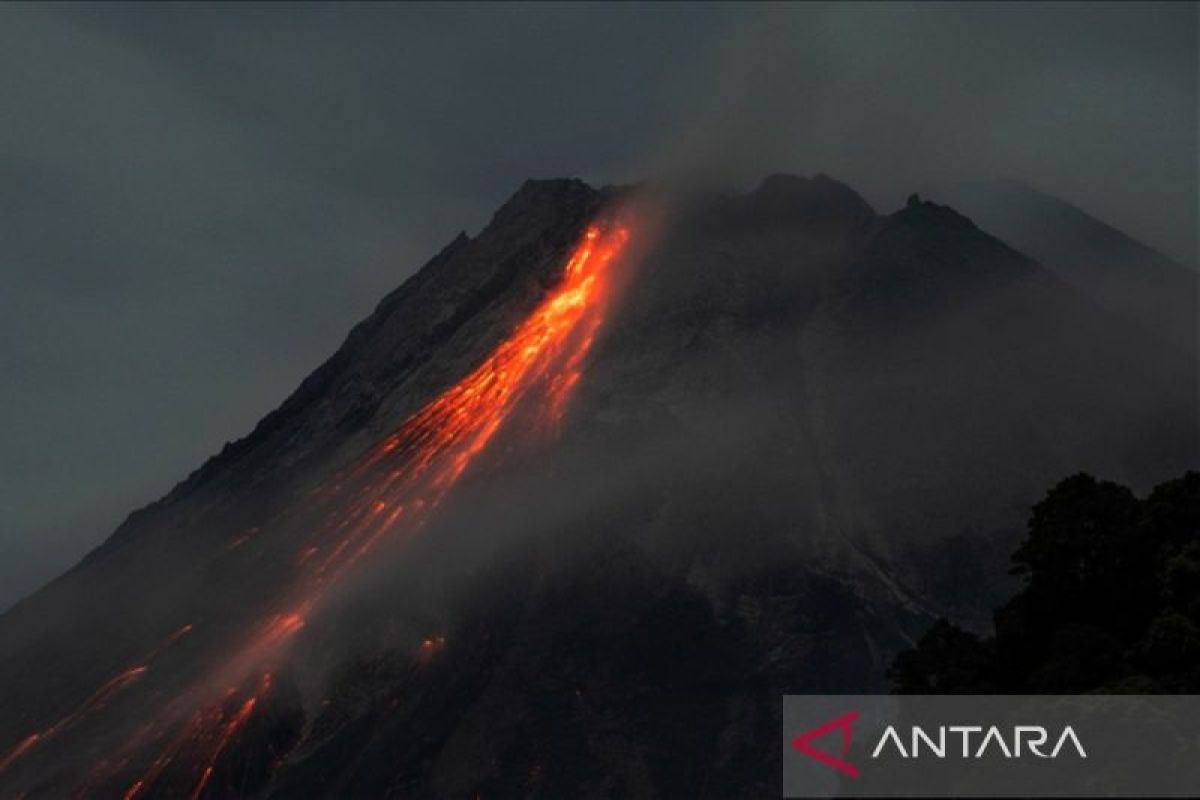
left=930, top=178, right=1198, bottom=353
left=0, top=174, right=1194, bottom=798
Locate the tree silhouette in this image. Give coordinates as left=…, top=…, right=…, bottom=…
left=891, top=471, right=1200, bottom=692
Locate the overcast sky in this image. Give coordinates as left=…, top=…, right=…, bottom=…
left=1, top=2, right=1195, bottom=610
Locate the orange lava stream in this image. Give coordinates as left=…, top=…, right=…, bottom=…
left=0, top=624, right=194, bottom=778
left=0, top=735, right=40, bottom=775
left=185, top=673, right=271, bottom=800
left=307, top=224, right=628, bottom=579
left=102, top=221, right=631, bottom=798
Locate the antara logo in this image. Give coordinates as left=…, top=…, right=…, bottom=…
left=791, top=710, right=862, bottom=779
left=791, top=712, right=1087, bottom=778
left=871, top=724, right=1087, bottom=759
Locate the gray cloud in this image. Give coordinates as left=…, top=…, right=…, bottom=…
left=0, top=1, right=1194, bottom=610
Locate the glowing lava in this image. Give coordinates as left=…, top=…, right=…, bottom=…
left=65, top=220, right=630, bottom=799
left=296, top=223, right=630, bottom=581
left=186, top=673, right=271, bottom=800
left=0, top=623, right=194, bottom=778
left=0, top=221, right=630, bottom=798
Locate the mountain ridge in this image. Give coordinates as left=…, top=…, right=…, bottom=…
left=930, top=177, right=1198, bottom=351
left=0, top=172, right=1194, bottom=799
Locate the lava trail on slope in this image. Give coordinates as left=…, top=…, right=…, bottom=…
left=0, top=221, right=632, bottom=799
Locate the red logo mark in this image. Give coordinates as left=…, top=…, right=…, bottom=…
left=791, top=710, right=861, bottom=779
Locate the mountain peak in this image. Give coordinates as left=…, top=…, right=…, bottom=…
left=890, top=193, right=979, bottom=230
left=489, top=178, right=598, bottom=226
left=1, top=169, right=1195, bottom=800
left=702, top=173, right=876, bottom=245
left=751, top=172, right=876, bottom=219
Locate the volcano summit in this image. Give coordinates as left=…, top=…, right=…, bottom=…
left=0, top=174, right=1195, bottom=798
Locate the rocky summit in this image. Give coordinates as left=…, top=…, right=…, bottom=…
left=0, top=174, right=1195, bottom=798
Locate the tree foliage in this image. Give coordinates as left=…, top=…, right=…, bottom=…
left=891, top=471, right=1200, bottom=692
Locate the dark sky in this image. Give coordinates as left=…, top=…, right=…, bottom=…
left=1, top=2, right=1195, bottom=610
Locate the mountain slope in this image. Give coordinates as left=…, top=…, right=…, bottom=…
left=0, top=178, right=615, bottom=788
left=0, top=174, right=1195, bottom=798
left=931, top=178, right=1198, bottom=353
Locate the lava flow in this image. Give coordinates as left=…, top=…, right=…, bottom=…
left=14, top=220, right=631, bottom=799
left=0, top=623, right=193, bottom=778
left=298, top=221, right=633, bottom=584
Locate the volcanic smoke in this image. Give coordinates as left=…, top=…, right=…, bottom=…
left=0, top=220, right=632, bottom=798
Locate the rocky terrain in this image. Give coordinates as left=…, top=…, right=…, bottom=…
left=0, top=173, right=1195, bottom=798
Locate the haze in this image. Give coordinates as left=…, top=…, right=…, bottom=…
left=1, top=2, right=1195, bottom=610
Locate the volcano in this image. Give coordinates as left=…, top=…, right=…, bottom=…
left=0, top=174, right=1195, bottom=798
